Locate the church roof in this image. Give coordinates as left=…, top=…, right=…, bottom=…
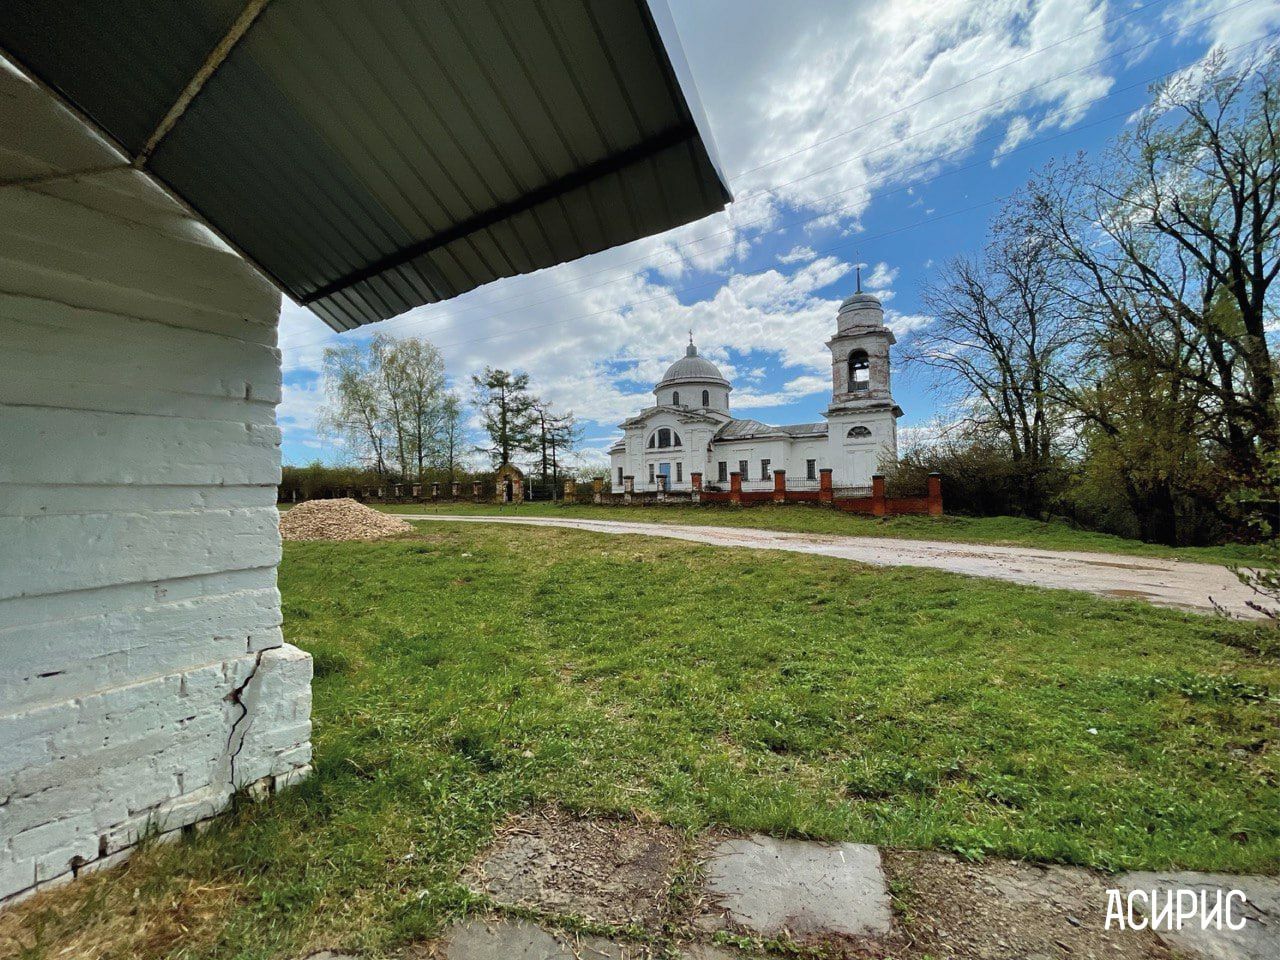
left=619, top=405, right=725, bottom=429
left=714, top=419, right=828, bottom=441
left=839, top=292, right=882, bottom=311
left=657, top=341, right=729, bottom=388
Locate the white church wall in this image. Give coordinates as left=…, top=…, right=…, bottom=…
left=827, top=411, right=899, bottom=487
left=0, top=71, right=312, bottom=905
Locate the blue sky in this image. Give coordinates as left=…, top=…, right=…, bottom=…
left=276, top=0, right=1280, bottom=470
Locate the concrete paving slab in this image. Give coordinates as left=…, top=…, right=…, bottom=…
left=1120, top=871, right=1279, bottom=960
left=698, top=834, right=891, bottom=940
left=438, top=918, right=648, bottom=959
left=678, top=944, right=768, bottom=959
left=884, top=849, right=1172, bottom=959
left=464, top=809, right=682, bottom=926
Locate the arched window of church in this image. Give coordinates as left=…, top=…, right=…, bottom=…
left=672, top=391, right=680, bottom=406
left=648, top=433, right=656, bottom=449
left=847, top=425, right=873, bottom=438
left=671, top=431, right=681, bottom=446
left=848, top=350, right=870, bottom=391
left=657, top=428, right=671, bottom=448
left=701, top=389, right=710, bottom=407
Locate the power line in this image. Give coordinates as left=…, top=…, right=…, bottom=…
left=725, top=0, right=1179, bottom=181
left=283, top=23, right=1275, bottom=355
left=282, top=0, right=1258, bottom=352
left=425, top=30, right=1279, bottom=353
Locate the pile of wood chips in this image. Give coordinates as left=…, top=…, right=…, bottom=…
left=279, top=498, right=414, bottom=541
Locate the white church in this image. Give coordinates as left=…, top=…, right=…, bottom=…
left=610, top=283, right=902, bottom=492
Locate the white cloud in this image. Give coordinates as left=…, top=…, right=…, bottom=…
left=1165, top=0, right=1280, bottom=54
left=778, top=244, right=818, bottom=263
left=885, top=311, right=933, bottom=336
left=992, top=115, right=1034, bottom=164
left=735, top=374, right=832, bottom=409
left=276, top=0, right=1196, bottom=457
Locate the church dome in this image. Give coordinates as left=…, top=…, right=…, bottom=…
left=836, top=290, right=885, bottom=334
left=658, top=341, right=730, bottom=387
left=839, top=291, right=882, bottom=312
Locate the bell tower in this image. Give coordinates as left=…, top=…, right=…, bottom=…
left=826, top=267, right=896, bottom=404
left=823, top=269, right=902, bottom=485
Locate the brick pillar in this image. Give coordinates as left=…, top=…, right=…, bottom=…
left=623, top=475, right=634, bottom=504
left=729, top=471, right=742, bottom=506
left=772, top=469, right=786, bottom=503
left=377, top=486, right=385, bottom=500
left=471, top=480, right=482, bottom=501
left=690, top=471, right=702, bottom=503
left=451, top=481, right=461, bottom=499
left=871, top=474, right=887, bottom=517
left=411, top=484, right=421, bottom=499
left=927, top=472, right=943, bottom=516
left=593, top=477, right=603, bottom=504
left=818, top=468, right=833, bottom=503
left=291, top=489, right=298, bottom=503
left=564, top=479, right=576, bottom=503
left=656, top=474, right=667, bottom=501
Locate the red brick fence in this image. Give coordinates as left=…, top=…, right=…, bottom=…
left=282, top=470, right=943, bottom=516
left=696, top=469, right=942, bottom=516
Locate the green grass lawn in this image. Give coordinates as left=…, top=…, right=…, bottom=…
left=371, top=500, right=1268, bottom=567
left=6, top=523, right=1277, bottom=960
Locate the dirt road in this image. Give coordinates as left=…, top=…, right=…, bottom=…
left=404, top=514, right=1267, bottom=619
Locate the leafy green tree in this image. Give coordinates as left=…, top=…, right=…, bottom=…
left=376, top=335, right=447, bottom=484
left=471, top=367, right=538, bottom=467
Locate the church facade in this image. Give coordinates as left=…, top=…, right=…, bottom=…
left=609, top=287, right=902, bottom=492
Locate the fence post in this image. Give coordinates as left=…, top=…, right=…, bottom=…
left=729, top=471, right=742, bottom=506
left=430, top=482, right=439, bottom=501
left=564, top=479, right=576, bottom=503
left=472, top=480, right=482, bottom=501
left=291, top=489, right=298, bottom=503
left=871, top=474, right=887, bottom=517
left=623, top=475, right=634, bottom=505
left=656, top=474, right=667, bottom=501
left=690, top=471, right=702, bottom=503
left=772, top=469, right=786, bottom=503
left=927, top=472, right=943, bottom=516
left=593, top=477, right=604, bottom=504
left=452, top=481, right=461, bottom=500
left=819, top=468, right=833, bottom=503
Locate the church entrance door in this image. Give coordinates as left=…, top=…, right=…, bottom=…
left=504, top=480, right=514, bottom=503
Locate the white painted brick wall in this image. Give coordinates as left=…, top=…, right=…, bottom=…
left=0, top=67, right=313, bottom=905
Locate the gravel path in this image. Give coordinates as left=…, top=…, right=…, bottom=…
left=404, top=514, right=1266, bottom=619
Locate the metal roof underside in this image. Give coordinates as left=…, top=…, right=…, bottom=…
left=1, top=0, right=730, bottom=330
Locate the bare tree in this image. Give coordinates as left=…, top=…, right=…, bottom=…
left=547, top=409, right=582, bottom=488
left=439, top=391, right=465, bottom=482
left=1030, top=50, right=1280, bottom=484
left=317, top=340, right=391, bottom=476
left=905, top=206, right=1073, bottom=516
